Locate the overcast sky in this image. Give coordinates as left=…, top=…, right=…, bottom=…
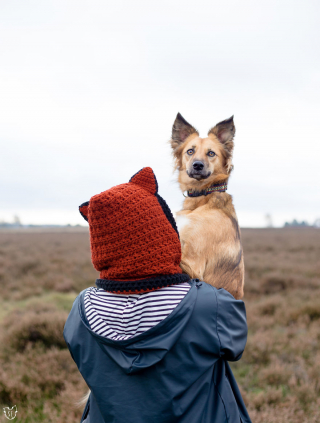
left=0, top=0, right=319, bottom=227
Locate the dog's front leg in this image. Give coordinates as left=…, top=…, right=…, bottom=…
left=180, top=245, right=206, bottom=281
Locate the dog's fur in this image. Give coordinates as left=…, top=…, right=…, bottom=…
left=171, top=113, right=244, bottom=299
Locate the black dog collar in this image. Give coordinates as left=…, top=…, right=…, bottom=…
left=187, top=181, right=228, bottom=197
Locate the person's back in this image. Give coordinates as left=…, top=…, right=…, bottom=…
left=63, top=167, right=251, bottom=423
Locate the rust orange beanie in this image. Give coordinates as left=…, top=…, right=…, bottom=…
left=79, top=167, right=189, bottom=294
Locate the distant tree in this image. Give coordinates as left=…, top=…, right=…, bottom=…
left=284, top=219, right=310, bottom=227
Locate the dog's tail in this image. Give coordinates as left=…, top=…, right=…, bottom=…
left=76, top=390, right=90, bottom=408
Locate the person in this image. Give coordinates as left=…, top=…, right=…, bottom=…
left=63, top=167, right=252, bottom=423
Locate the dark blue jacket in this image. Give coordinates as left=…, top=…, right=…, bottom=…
left=63, top=279, right=251, bottom=423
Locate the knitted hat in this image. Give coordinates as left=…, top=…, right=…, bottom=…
left=79, top=167, right=189, bottom=294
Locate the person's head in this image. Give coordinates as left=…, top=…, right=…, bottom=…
left=79, top=167, right=189, bottom=294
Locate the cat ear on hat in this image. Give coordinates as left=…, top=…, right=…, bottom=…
left=79, top=201, right=90, bottom=222
left=129, top=167, right=158, bottom=194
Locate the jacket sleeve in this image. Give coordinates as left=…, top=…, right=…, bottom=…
left=215, top=288, right=248, bottom=361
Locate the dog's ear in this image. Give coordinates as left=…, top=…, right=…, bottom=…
left=208, top=116, right=235, bottom=153
left=171, top=113, right=198, bottom=153
left=208, top=116, right=235, bottom=173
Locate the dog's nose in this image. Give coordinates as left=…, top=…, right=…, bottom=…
left=193, top=161, right=204, bottom=171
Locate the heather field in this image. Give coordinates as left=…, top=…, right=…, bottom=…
left=0, top=228, right=319, bottom=423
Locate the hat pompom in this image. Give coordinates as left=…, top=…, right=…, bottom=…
left=129, top=167, right=158, bottom=194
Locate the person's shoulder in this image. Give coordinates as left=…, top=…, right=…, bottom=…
left=70, top=287, right=90, bottom=307
left=199, top=282, right=244, bottom=302
left=196, top=281, right=229, bottom=298
left=193, top=281, right=219, bottom=313
left=65, top=287, right=95, bottom=326
left=77, top=286, right=97, bottom=301
left=195, top=282, right=246, bottom=316
left=64, top=287, right=93, bottom=344
left=195, top=282, right=248, bottom=361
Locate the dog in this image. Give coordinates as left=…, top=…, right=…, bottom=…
left=77, top=115, right=244, bottom=407
left=171, top=113, right=244, bottom=299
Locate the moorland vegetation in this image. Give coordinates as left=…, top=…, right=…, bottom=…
left=0, top=228, right=319, bottom=422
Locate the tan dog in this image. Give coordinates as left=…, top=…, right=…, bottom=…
left=171, top=113, right=244, bottom=299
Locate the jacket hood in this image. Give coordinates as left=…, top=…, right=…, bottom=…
left=76, top=280, right=198, bottom=374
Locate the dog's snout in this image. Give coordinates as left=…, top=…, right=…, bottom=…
left=193, top=161, right=204, bottom=171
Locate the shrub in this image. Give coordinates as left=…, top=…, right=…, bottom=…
left=2, top=309, right=68, bottom=353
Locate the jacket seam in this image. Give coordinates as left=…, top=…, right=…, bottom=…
left=211, top=286, right=222, bottom=357
left=225, top=374, right=242, bottom=422
left=212, top=379, right=229, bottom=423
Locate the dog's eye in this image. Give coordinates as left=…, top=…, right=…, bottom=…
left=207, top=151, right=216, bottom=157
left=187, top=149, right=194, bottom=155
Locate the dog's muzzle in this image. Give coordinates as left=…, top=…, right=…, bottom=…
left=187, top=161, right=211, bottom=180
left=187, top=170, right=211, bottom=180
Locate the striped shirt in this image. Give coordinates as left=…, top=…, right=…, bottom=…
left=84, top=282, right=191, bottom=341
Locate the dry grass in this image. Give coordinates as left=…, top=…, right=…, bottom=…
left=0, top=231, right=97, bottom=423
left=0, top=228, right=319, bottom=422
left=231, top=228, right=320, bottom=422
